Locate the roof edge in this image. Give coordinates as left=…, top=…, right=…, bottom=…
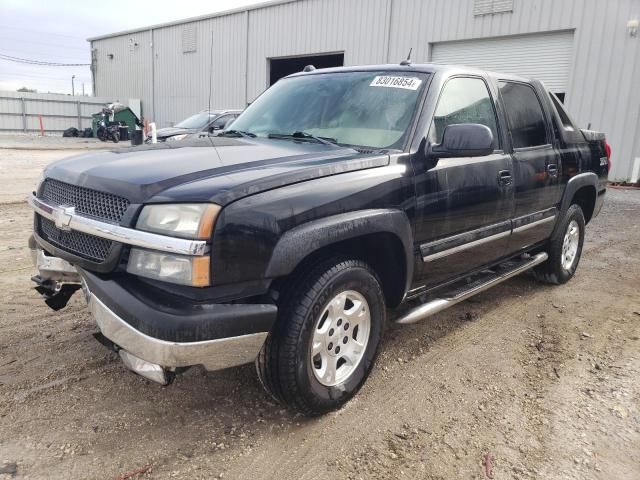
left=87, top=0, right=299, bottom=42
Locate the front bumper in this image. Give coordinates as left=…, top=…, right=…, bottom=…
left=87, top=289, right=269, bottom=371
left=81, top=269, right=276, bottom=370
left=30, top=242, right=276, bottom=378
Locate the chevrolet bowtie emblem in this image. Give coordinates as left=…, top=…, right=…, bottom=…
left=54, top=205, right=75, bottom=231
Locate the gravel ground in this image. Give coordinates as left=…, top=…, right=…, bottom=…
left=0, top=147, right=638, bottom=480
left=0, top=134, right=131, bottom=151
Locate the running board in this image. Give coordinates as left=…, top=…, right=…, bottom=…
left=396, top=252, right=548, bottom=325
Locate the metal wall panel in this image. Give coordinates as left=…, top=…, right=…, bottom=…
left=0, top=90, right=116, bottom=134
left=91, top=0, right=640, bottom=180
left=152, top=12, right=247, bottom=127
left=246, top=0, right=391, bottom=101
left=431, top=31, right=575, bottom=92
left=91, top=30, right=153, bottom=119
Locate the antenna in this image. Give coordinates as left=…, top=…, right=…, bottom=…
left=400, top=47, right=413, bottom=66
left=206, top=26, right=223, bottom=161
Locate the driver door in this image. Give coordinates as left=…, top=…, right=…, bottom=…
left=411, top=76, right=514, bottom=289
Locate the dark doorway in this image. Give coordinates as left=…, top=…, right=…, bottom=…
left=269, top=53, right=344, bottom=85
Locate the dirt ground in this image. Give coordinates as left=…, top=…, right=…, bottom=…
left=0, top=146, right=638, bottom=480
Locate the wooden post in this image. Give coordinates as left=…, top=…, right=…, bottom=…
left=21, top=97, right=27, bottom=133
left=38, top=114, right=44, bottom=136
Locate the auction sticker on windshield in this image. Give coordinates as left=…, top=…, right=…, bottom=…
left=370, top=76, right=422, bottom=90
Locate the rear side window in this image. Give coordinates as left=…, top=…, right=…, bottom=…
left=499, top=82, right=548, bottom=148
left=429, top=77, right=500, bottom=149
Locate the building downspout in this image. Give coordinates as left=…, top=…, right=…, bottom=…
left=90, top=41, right=97, bottom=96
left=150, top=28, right=156, bottom=122
left=244, top=10, right=250, bottom=107
left=385, top=0, right=394, bottom=63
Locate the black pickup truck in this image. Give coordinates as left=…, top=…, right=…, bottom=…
left=28, top=64, right=609, bottom=415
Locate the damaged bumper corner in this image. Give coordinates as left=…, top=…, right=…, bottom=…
left=29, top=235, right=81, bottom=310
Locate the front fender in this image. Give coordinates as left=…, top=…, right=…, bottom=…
left=265, top=209, right=414, bottom=293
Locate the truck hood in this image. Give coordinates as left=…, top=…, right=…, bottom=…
left=155, top=126, right=197, bottom=139
left=43, top=136, right=388, bottom=205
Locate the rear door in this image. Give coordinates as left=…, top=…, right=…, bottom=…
left=498, top=81, right=562, bottom=252
left=412, top=75, right=514, bottom=289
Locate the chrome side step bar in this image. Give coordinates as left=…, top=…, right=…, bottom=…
left=396, top=252, right=548, bottom=325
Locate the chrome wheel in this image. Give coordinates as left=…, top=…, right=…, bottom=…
left=310, top=290, right=371, bottom=387
left=561, top=219, right=580, bottom=270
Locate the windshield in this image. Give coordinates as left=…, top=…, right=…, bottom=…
left=230, top=71, right=428, bottom=149
left=175, top=112, right=214, bottom=129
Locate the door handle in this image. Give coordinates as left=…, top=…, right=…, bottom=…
left=498, top=170, right=513, bottom=186
left=547, top=164, right=559, bottom=177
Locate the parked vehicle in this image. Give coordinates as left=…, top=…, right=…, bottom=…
left=93, top=103, right=140, bottom=142
left=28, top=64, right=609, bottom=416
left=95, top=106, right=124, bottom=143
left=147, top=110, right=241, bottom=143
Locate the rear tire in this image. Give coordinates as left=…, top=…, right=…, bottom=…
left=97, top=127, right=107, bottom=142
left=256, top=257, right=385, bottom=416
left=533, top=204, right=585, bottom=284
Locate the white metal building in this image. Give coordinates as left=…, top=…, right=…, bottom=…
left=88, top=0, right=640, bottom=182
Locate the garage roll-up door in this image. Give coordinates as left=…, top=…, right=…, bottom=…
left=431, top=31, right=574, bottom=93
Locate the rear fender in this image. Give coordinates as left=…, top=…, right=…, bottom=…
left=552, top=172, right=598, bottom=237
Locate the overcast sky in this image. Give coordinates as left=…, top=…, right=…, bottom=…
left=0, top=0, right=264, bottom=95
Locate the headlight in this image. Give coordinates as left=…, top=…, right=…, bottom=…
left=127, top=248, right=210, bottom=286
left=167, top=134, right=189, bottom=142
left=136, top=203, right=220, bottom=239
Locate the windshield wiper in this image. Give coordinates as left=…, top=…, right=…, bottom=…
left=268, top=131, right=337, bottom=145
left=218, top=129, right=256, bottom=138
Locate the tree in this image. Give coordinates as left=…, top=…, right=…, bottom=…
left=17, top=87, right=37, bottom=93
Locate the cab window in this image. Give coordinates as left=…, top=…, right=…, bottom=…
left=211, top=115, right=231, bottom=130
left=499, top=82, right=549, bottom=148
left=428, top=77, right=500, bottom=150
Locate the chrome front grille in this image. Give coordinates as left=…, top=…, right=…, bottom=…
left=38, top=216, right=113, bottom=262
left=40, top=179, right=129, bottom=223
left=36, top=179, right=128, bottom=264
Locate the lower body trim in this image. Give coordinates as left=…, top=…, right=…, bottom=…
left=397, top=252, right=548, bottom=325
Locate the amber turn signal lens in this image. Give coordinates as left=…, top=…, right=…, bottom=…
left=191, top=255, right=211, bottom=287
left=197, top=204, right=222, bottom=240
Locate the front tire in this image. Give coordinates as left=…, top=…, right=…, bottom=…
left=256, top=257, right=385, bottom=416
left=533, top=204, right=585, bottom=284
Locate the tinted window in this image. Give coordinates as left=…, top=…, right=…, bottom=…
left=211, top=115, right=231, bottom=129
left=175, top=112, right=213, bottom=129
left=231, top=71, right=428, bottom=149
left=429, top=77, right=500, bottom=149
left=499, top=82, right=548, bottom=148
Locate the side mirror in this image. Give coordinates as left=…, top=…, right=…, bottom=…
left=428, top=123, right=494, bottom=159
left=209, top=125, right=222, bottom=133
